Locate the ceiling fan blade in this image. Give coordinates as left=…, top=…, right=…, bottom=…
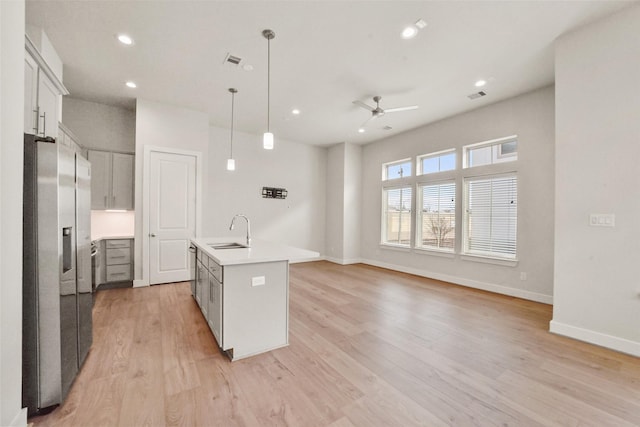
left=359, top=115, right=378, bottom=128
left=385, top=105, right=419, bottom=113
left=353, top=100, right=375, bottom=111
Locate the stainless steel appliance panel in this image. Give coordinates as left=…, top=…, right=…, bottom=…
left=57, top=145, right=78, bottom=401
left=36, top=139, right=64, bottom=408
left=23, top=135, right=93, bottom=414
left=76, top=154, right=92, bottom=368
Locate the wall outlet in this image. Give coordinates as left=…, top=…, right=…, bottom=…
left=520, top=272, right=527, bottom=281
left=251, top=276, right=265, bottom=287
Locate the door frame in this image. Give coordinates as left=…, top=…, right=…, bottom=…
left=137, top=145, right=202, bottom=287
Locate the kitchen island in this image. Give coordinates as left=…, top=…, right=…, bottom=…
left=190, top=237, right=319, bottom=360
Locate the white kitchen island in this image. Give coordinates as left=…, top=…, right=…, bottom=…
left=190, top=237, right=319, bottom=361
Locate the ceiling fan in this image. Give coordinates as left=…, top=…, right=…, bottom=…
left=353, top=95, right=419, bottom=128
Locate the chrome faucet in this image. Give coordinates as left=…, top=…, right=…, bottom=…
left=229, top=214, right=251, bottom=247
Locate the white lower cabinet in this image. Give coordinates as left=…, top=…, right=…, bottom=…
left=208, top=273, right=223, bottom=347
left=192, top=248, right=288, bottom=361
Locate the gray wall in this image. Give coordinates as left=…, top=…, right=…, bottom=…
left=206, top=126, right=326, bottom=255
left=359, top=86, right=555, bottom=303
left=552, top=3, right=640, bottom=356
left=62, top=97, right=135, bottom=152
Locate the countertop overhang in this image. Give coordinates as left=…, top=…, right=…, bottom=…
left=190, top=237, right=320, bottom=266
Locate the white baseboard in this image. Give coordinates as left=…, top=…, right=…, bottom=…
left=323, top=256, right=362, bottom=265
left=8, top=408, right=27, bottom=427
left=133, top=279, right=148, bottom=288
left=353, top=258, right=553, bottom=304
left=550, top=320, right=640, bottom=357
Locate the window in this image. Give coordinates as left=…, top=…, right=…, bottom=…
left=464, top=136, right=518, bottom=168
left=463, top=175, right=517, bottom=259
left=418, top=150, right=456, bottom=175
left=382, top=186, right=412, bottom=246
left=417, top=182, right=455, bottom=251
left=383, top=159, right=412, bottom=180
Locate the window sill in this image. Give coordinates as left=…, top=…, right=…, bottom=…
left=379, top=243, right=411, bottom=252
left=461, top=253, right=518, bottom=267
left=413, top=247, right=455, bottom=259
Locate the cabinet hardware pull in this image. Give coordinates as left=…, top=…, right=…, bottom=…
left=33, top=109, right=39, bottom=132
left=39, top=112, right=46, bottom=136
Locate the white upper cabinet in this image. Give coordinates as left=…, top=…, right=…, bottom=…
left=24, top=35, right=68, bottom=138
left=24, top=53, right=39, bottom=134
left=88, top=150, right=134, bottom=211
left=37, top=71, right=60, bottom=138
left=111, top=153, right=135, bottom=210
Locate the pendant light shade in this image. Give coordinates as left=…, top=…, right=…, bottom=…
left=263, top=132, right=274, bottom=150
left=262, top=29, right=275, bottom=150
left=227, top=88, right=237, bottom=171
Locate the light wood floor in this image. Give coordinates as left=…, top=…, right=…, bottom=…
left=31, top=261, right=640, bottom=426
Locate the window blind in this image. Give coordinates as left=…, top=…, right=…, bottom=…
left=418, top=182, right=455, bottom=251
left=464, top=175, right=517, bottom=258
left=382, top=186, right=412, bottom=246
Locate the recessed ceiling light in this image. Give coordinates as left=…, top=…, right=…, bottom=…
left=117, top=34, right=133, bottom=45
left=475, top=79, right=487, bottom=87
left=292, top=109, right=300, bottom=115
left=358, top=128, right=365, bottom=133
left=401, top=19, right=427, bottom=39
left=401, top=26, right=418, bottom=39
left=125, top=81, right=137, bottom=88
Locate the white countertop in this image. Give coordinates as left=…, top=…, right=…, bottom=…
left=92, top=235, right=134, bottom=242
left=191, top=237, right=320, bottom=266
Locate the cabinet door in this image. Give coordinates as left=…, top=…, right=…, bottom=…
left=209, top=278, right=222, bottom=347
left=111, top=153, right=134, bottom=210
left=37, top=72, right=59, bottom=138
left=24, top=53, right=39, bottom=134
left=195, top=261, right=205, bottom=306
left=87, top=150, right=111, bottom=210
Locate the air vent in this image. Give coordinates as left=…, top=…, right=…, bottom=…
left=223, top=53, right=243, bottom=66
left=468, top=91, right=487, bottom=100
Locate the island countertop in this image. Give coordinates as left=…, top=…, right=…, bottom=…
left=190, top=237, right=320, bottom=266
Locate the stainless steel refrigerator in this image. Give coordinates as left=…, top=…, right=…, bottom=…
left=22, top=133, right=93, bottom=415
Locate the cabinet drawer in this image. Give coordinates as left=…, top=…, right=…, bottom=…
left=106, top=239, right=131, bottom=249
left=208, top=259, right=223, bottom=283
left=106, top=264, right=131, bottom=282
left=106, top=248, right=131, bottom=265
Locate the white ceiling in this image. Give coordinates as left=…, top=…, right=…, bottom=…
left=26, top=0, right=634, bottom=146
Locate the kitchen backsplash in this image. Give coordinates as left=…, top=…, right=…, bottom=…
left=91, top=210, right=135, bottom=240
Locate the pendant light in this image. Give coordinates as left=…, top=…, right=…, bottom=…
left=227, top=88, right=237, bottom=171
left=262, top=29, right=275, bottom=150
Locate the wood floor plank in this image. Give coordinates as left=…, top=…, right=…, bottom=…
left=30, top=261, right=640, bottom=427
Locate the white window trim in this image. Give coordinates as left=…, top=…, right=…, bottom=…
left=463, top=135, right=517, bottom=169
left=380, top=185, right=413, bottom=247
left=417, top=148, right=456, bottom=176
left=415, top=179, right=456, bottom=253
left=462, top=172, right=518, bottom=261
left=382, top=158, right=412, bottom=181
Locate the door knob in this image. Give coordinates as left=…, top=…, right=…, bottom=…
left=150, top=233, right=156, bottom=237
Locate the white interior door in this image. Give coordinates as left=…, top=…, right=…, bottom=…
left=149, top=151, right=196, bottom=285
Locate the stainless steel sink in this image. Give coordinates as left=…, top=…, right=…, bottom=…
left=208, top=242, right=248, bottom=250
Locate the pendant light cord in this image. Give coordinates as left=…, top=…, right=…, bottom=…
left=231, top=90, right=235, bottom=158
left=267, top=36, right=271, bottom=133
